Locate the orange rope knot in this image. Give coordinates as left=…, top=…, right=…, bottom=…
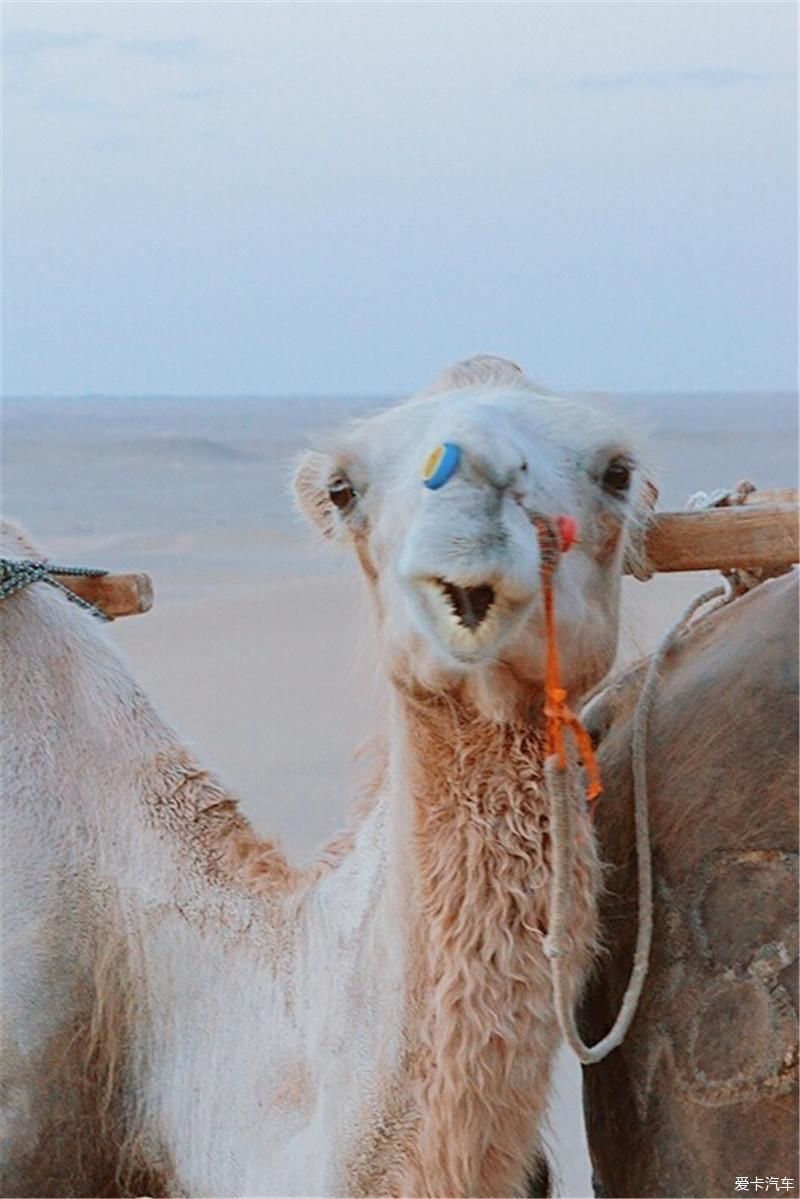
left=531, top=513, right=602, bottom=804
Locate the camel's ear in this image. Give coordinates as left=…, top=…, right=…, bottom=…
left=623, top=475, right=660, bottom=577
left=293, top=450, right=363, bottom=541
left=293, top=451, right=337, bottom=538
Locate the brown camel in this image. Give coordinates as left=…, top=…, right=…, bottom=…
left=579, top=570, right=799, bottom=1199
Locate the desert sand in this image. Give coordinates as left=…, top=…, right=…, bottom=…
left=4, top=389, right=796, bottom=1197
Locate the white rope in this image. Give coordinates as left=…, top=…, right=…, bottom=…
left=545, top=581, right=730, bottom=1064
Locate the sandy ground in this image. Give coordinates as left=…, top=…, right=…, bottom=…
left=6, top=390, right=796, bottom=1197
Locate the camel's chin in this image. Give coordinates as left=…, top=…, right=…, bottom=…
left=464, top=662, right=546, bottom=723
left=392, top=617, right=616, bottom=723
left=388, top=629, right=544, bottom=722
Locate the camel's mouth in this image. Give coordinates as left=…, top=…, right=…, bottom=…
left=436, top=579, right=496, bottom=630
left=412, top=574, right=533, bottom=662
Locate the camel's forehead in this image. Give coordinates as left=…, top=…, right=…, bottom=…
left=345, top=386, right=637, bottom=476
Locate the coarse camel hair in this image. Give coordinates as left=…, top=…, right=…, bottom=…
left=1, top=356, right=650, bottom=1199
left=580, top=570, right=799, bottom=1199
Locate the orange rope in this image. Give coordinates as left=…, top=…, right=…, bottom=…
left=534, top=516, right=603, bottom=803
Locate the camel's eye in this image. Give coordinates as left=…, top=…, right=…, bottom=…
left=601, top=457, right=632, bottom=497
left=328, top=478, right=356, bottom=513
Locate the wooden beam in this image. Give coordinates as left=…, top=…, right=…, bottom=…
left=52, top=571, right=154, bottom=619
left=742, top=487, right=798, bottom=507
left=638, top=502, right=799, bottom=575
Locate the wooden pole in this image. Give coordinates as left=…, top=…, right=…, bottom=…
left=51, top=571, right=154, bottom=619
left=637, top=501, right=799, bottom=575
left=50, top=490, right=798, bottom=618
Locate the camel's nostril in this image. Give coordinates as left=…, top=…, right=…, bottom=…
left=438, top=580, right=496, bottom=630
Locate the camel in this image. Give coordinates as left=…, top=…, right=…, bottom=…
left=1, top=356, right=650, bottom=1198
left=579, top=570, right=799, bottom=1198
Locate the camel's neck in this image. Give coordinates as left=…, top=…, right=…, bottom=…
left=391, top=690, right=552, bottom=924
left=373, top=689, right=592, bottom=1197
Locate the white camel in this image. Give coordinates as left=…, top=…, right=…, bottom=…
left=1, top=356, right=648, bottom=1198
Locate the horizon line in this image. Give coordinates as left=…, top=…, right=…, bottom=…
left=4, top=387, right=798, bottom=402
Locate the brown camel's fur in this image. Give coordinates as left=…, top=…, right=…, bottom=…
left=580, top=571, right=799, bottom=1199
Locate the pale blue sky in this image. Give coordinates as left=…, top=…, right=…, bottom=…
left=2, top=2, right=796, bottom=395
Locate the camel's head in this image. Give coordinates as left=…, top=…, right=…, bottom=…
left=295, top=357, right=649, bottom=718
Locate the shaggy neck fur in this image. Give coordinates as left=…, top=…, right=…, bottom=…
left=379, top=689, right=598, bottom=1198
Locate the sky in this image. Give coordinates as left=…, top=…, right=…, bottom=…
left=2, top=2, right=797, bottom=396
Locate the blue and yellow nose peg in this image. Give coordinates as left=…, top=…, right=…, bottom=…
left=422, top=442, right=462, bottom=490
